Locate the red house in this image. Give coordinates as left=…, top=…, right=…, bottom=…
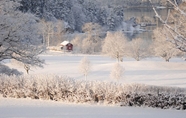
left=60, top=41, right=73, bottom=52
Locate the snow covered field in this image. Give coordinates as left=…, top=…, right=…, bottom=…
left=8, top=51, right=186, bottom=88
left=1, top=97, right=186, bottom=118
left=2, top=51, right=186, bottom=118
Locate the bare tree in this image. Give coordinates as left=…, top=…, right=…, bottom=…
left=79, top=57, right=91, bottom=80
left=110, top=63, right=125, bottom=81
left=0, top=0, right=45, bottom=72
left=151, top=28, right=182, bottom=62
left=149, top=0, right=186, bottom=52
left=127, top=38, right=150, bottom=61
left=102, top=31, right=127, bottom=62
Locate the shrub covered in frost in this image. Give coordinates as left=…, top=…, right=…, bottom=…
left=110, top=63, right=125, bottom=81
left=0, top=74, right=186, bottom=110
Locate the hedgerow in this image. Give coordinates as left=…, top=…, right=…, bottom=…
left=0, top=74, right=186, bottom=110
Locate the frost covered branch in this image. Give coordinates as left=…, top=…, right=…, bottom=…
left=149, top=0, right=186, bottom=52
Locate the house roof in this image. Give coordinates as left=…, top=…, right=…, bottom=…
left=60, top=41, right=69, bottom=46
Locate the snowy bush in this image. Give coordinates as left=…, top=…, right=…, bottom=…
left=79, top=57, right=91, bottom=80
left=110, top=63, right=125, bottom=81
left=0, top=74, right=186, bottom=110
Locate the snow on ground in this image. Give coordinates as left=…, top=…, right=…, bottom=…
left=0, top=97, right=186, bottom=118
left=2, top=51, right=186, bottom=118
left=7, top=51, right=186, bottom=88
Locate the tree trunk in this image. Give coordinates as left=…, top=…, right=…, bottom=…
left=165, top=59, right=170, bottom=62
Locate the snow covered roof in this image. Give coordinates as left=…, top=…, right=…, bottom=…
left=60, top=41, right=69, bottom=46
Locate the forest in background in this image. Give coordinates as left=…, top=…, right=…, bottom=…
left=18, top=0, right=170, bottom=32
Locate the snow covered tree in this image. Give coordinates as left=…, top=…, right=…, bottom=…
left=40, top=19, right=67, bottom=46
left=71, top=34, right=83, bottom=53
left=53, top=20, right=66, bottom=45
left=79, top=57, right=91, bottom=80
left=128, top=38, right=150, bottom=61
left=82, top=22, right=103, bottom=54
left=82, top=0, right=100, bottom=23
left=110, top=63, right=125, bottom=81
left=0, top=0, right=45, bottom=73
left=151, top=28, right=182, bottom=62
left=39, top=20, right=54, bottom=47
left=82, top=22, right=102, bottom=35
left=150, top=0, right=186, bottom=52
left=106, top=6, right=124, bottom=30
left=18, top=0, right=127, bottom=32
left=102, top=31, right=127, bottom=62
